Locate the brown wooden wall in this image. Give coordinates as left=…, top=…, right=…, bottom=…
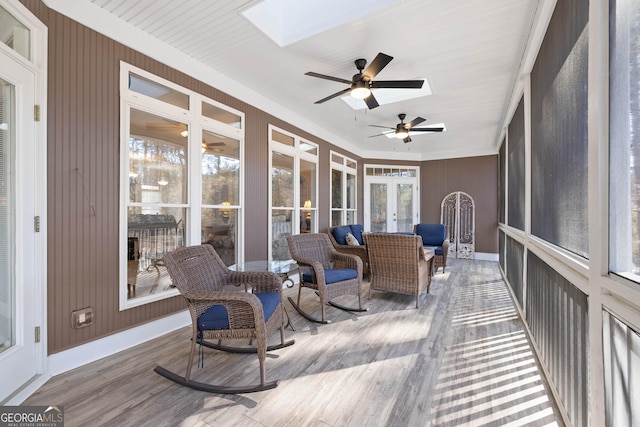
left=420, top=155, right=499, bottom=253
left=22, top=0, right=496, bottom=354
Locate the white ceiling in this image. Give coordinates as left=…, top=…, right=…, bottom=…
left=46, top=0, right=548, bottom=160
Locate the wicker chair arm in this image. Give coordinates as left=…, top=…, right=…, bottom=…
left=182, top=290, right=266, bottom=329
left=294, top=257, right=327, bottom=285
left=332, top=252, right=363, bottom=275
left=442, top=238, right=450, bottom=251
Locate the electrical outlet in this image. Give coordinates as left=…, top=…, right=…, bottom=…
left=71, top=308, right=94, bottom=328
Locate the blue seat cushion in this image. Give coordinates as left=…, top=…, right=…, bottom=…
left=332, top=226, right=352, bottom=245
left=302, top=268, right=358, bottom=284
left=415, top=224, right=446, bottom=246
left=197, top=292, right=280, bottom=330
left=349, top=224, right=365, bottom=245
left=423, top=245, right=444, bottom=256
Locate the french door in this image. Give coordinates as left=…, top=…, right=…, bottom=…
left=0, top=49, right=40, bottom=402
left=364, top=177, right=418, bottom=233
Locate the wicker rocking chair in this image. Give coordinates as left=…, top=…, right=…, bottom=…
left=286, top=233, right=366, bottom=324
left=154, top=244, right=294, bottom=394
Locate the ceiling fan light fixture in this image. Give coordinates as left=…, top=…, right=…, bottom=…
left=395, top=124, right=409, bottom=139
left=350, top=81, right=371, bottom=99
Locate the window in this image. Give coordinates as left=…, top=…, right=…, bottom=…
left=120, top=63, right=244, bottom=309
left=269, top=126, right=318, bottom=260
left=330, top=152, right=357, bottom=226
left=610, top=0, right=640, bottom=283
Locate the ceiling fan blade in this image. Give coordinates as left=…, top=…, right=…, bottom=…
left=314, top=87, right=351, bottom=104
left=406, top=117, right=426, bottom=129
left=370, top=80, right=424, bottom=89
left=362, top=53, right=393, bottom=80
left=368, top=124, right=394, bottom=129
left=403, top=136, right=412, bottom=143
left=305, top=72, right=353, bottom=85
left=368, top=133, right=388, bottom=138
left=410, top=127, right=445, bottom=132
left=364, top=92, right=380, bottom=109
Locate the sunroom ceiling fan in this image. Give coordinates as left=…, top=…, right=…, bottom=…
left=369, top=113, right=444, bottom=143
left=305, top=53, right=424, bottom=110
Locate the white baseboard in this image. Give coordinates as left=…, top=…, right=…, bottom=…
left=474, top=252, right=499, bottom=261
left=7, top=310, right=190, bottom=404
left=48, top=310, right=190, bottom=376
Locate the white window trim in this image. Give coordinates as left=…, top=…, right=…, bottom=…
left=119, top=62, right=245, bottom=310
left=268, top=125, right=318, bottom=260
left=330, top=151, right=358, bottom=225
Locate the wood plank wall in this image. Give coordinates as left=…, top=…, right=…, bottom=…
left=21, top=0, right=497, bottom=354
left=420, top=155, right=499, bottom=253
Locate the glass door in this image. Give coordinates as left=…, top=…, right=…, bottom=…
left=365, top=177, right=418, bottom=233
left=0, top=48, right=38, bottom=402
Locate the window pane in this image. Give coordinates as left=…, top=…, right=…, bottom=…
left=271, top=152, right=294, bottom=207
left=300, top=141, right=317, bottom=155
left=299, top=159, right=316, bottom=208
left=346, top=173, right=356, bottom=209
left=610, top=0, right=640, bottom=280
left=370, top=183, right=387, bottom=232
left=127, top=208, right=186, bottom=298
left=331, top=210, right=342, bottom=227
left=202, top=131, right=240, bottom=206
left=202, top=207, right=237, bottom=266
left=129, top=109, right=187, bottom=205
left=331, top=153, right=343, bottom=164
left=346, top=211, right=355, bottom=225
left=129, top=73, right=189, bottom=109
left=202, top=101, right=241, bottom=128
left=272, top=130, right=294, bottom=147
left=0, top=5, right=30, bottom=60
left=0, top=77, right=15, bottom=351
left=332, top=169, right=343, bottom=209
left=396, top=183, right=413, bottom=232
left=272, top=209, right=292, bottom=260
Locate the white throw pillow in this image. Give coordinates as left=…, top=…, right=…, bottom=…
left=345, top=232, right=360, bottom=246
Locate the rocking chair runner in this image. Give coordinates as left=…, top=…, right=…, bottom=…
left=286, top=233, right=366, bottom=324
left=154, top=244, right=294, bottom=394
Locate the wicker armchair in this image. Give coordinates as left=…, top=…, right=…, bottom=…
left=413, top=223, right=450, bottom=273
left=363, top=233, right=434, bottom=308
left=286, top=233, right=366, bottom=323
left=326, top=226, right=370, bottom=275
left=154, top=244, right=294, bottom=394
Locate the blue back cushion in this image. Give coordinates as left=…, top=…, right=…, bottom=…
left=349, top=224, right=365, bottom=245
left=332, top=226, right=352, bottom=245
left=197, top=292, right=280, bottom=330
left=302, top=268, right=358, bottom=284
left=415, top=224, right=446, bottom=246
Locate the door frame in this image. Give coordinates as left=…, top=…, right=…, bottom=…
left=363, top=165, right=419, bottom=233
left=0, top=0, right=48, bottom=403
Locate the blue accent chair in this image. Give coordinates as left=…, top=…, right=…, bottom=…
left=414, top=223, right=450, bottom=273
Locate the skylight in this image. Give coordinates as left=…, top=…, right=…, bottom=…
left=242, top=0, right=397, bottom=47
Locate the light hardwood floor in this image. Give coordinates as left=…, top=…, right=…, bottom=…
left=25, top=259, right=563, bottom=427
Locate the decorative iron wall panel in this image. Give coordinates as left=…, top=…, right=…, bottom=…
left=526, top=252, right=588, bottom=427
left=530, top=0, right=589, bottom=258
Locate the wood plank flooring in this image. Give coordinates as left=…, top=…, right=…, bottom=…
left=25, top=259, right=563, bottom=427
